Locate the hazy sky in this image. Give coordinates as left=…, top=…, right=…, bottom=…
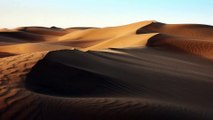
left=0, top=0, right=212, bottom=28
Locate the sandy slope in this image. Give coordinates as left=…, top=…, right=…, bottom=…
left=0, top=43, right=73, bottom=55
left=0, top=20, right=213, bottom=120
left=0, top=52, right=47, bottom=120
left=147, top=34, right=213, bottom=59
left=137, top=22, right=213, bottom=40
left=16, top=26, right=68, bottom=36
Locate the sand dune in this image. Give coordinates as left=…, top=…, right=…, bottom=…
left=84, top=33, right=158, bottom=51
left=57, top=21, right=154, bottom=48
left=147, top=34, right=213, bottom=59
left=0, top=43, right=72, bottom=55
left=1, top=20, right=213, bottom=119
left=16, top=26, right=68, bottom=36
left=0, top=30, right=55, bottom=42
left=137, top=22, right=213, bottom=40
left=1, top=21, right=212, bottom=59
left=60, top=21, right=153, bottom=41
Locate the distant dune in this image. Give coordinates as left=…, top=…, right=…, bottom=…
left=0, top=21, right=212, bottom=59
left=0, top=21, right=213, bottom=120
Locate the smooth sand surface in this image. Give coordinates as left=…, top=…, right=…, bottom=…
left=0, top=21, right=213, bottom=120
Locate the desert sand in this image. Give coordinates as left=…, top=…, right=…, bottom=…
left=0, top=20, right=213, bottom=120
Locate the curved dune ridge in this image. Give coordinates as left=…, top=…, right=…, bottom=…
left=137, top=22, right=213, bottom=59
left=0, top=20, right=213, bottom=119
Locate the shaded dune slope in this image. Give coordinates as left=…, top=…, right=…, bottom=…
left=1, top=49, right=212, bottom=120
left=0, top=31, right=55, bottom=42
left=24, top=49, right=213, bottom=119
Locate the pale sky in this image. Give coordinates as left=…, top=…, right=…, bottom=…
left=0, top=0, right=212, bottom=28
